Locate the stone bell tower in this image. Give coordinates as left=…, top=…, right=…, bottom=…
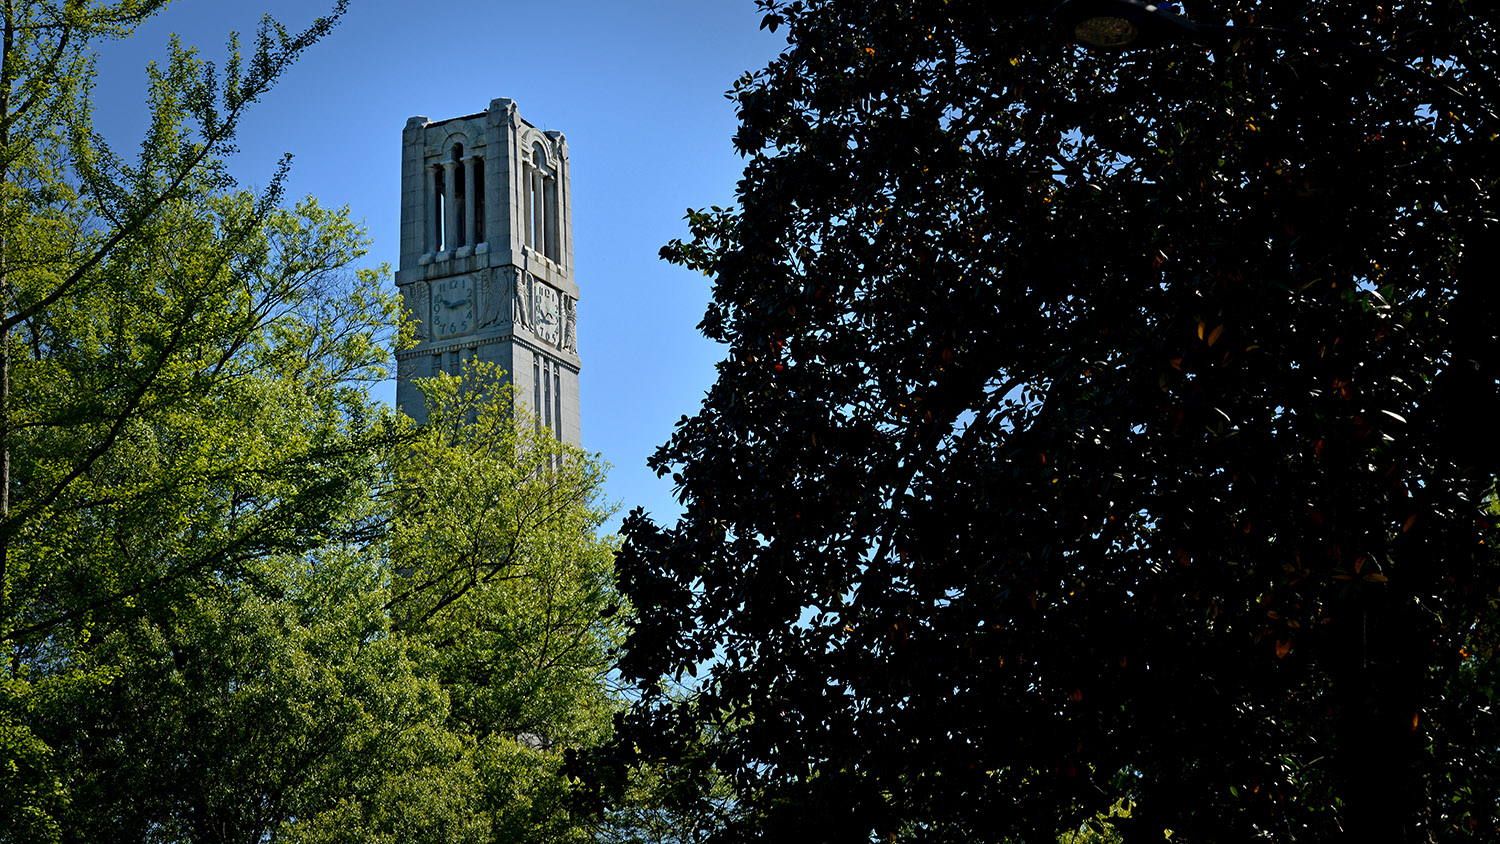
left=394, top=98, right=581, bottom=446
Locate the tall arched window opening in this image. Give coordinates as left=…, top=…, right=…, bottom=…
left=451, top=144, right=467, bottom=249
left=544, top=173, right=558, bottom=261
left=471, top=159, right=486, bottom=245
left=432, top=166, right=446, bottom=252
left=526, top=143, right=561, bottom=262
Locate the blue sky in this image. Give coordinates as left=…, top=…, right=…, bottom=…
left=92, top=0, right=785, bottom=527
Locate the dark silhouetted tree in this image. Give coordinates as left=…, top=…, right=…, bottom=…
left=608, top=2, right=1500, bottom=842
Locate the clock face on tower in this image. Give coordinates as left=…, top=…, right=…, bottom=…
left=534, top=283, right=561, bottom=346
left=431, top=277, right=474, bottom=337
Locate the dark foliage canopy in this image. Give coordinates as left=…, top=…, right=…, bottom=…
left=607, top=1, right=1500, bottom=842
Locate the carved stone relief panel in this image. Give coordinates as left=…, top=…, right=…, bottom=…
left=516, top=270, right=534, bottom=328
left=479, top=268, right=512, bottom=329
left=403, top=282, right=431, bottom=340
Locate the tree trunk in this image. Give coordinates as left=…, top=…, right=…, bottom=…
left=1334, top=601, right=1435, bottom=844
left=0, top=0, right=13, bottom=644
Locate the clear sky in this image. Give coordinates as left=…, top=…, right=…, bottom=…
left=91, top=0, right=785, bottom=528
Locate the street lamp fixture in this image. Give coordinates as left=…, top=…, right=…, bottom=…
left=1055, top=0, right=1203, bottom=49
left=1053, top=0, right=1484, bottom=122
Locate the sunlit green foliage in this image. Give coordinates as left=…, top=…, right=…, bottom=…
left=0, top=4, right=623, bottom=842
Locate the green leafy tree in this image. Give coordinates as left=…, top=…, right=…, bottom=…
left=591, top=706, right=744, bottom=844
left=609, top=1, right=1500, bottom=842
left=268, top=371, right=623, bottom=844
left=31, top=362, right=625, bottom=844
left=0, top=3, right=362, bottom=837
left=0, top=4, right=625, bottom=843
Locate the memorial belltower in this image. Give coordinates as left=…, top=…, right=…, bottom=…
left=394, top=99, right=581, bottom=446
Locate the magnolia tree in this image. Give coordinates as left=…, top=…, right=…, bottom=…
left=606, top=2, right=1500, bottom=842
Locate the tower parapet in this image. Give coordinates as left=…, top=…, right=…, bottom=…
left=395, top=99, right=580, bottom=446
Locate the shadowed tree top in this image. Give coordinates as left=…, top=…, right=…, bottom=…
left=604, top=1, right=1500, bottom=842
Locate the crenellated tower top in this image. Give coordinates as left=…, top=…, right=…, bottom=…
left=394, top=99, right=581, bottom=445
